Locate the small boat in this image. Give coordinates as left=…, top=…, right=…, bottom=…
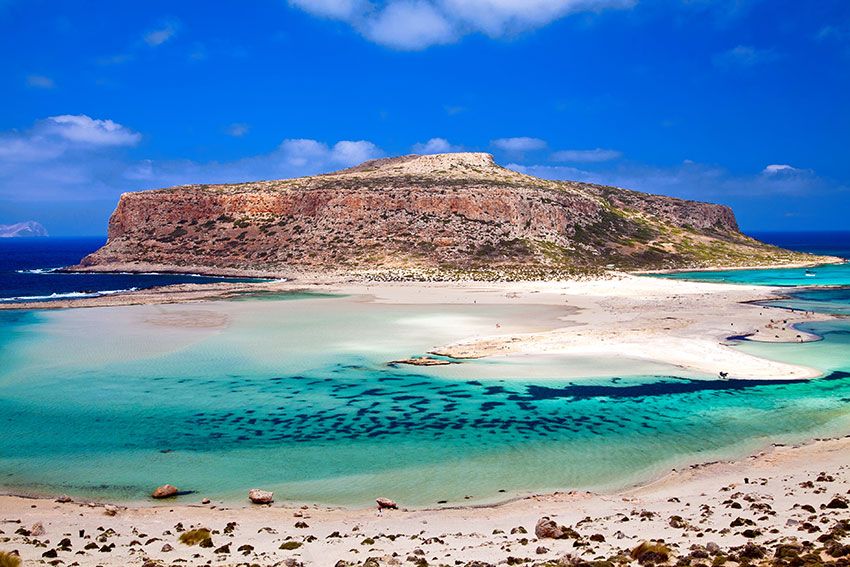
left=805, top=269, right=816, bottom=277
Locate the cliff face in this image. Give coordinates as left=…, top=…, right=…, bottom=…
left=79, top=153, right=810, bottom=277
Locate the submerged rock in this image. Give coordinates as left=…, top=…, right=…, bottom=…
left=390, top=357, right=455, bottom=367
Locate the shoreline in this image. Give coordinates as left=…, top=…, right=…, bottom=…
left=2, top=255, right=847, bottom=312
left=634, top=255, right=847, bottom=275
left=0, top=275, right=833, bottom=381
left=2, top=435, right=848, bottom=565
left=2, top=430, right=847, bottom=512
left=62, top=253, right=846, bottom=281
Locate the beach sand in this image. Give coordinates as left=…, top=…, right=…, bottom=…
left=1, top=436, right=848, bottom=566
left=0, top=274, right=830, bottom=381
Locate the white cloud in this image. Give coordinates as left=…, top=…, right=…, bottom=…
left=144, top=20, right=180, bottom=47
left=328, top=140, right=384, bottom=165
left=412, top=137, right=464, bottom=153
left=0, top=115, right=140, bottom=166
left=492, top=136, right=547, bottom=152
left=508, top=159, right=835, bottom=199
left=440, top=0, right=633, bottom=36
left=713, top=45, right=778, bottom=68
left=0, top=116, right=143, bottom=202
left=0, top=116, right=384, bottom=205
left=44, top=115, right=142, bottom=146
left=364, top=1, right=456, bottom=49
left=227, top=123, right=250, bottom=137
left=288, top=0, right=633, bottom=50
left=762, top=164, right=801, bottom=175
left=551, top=148, right=621, bottom=162
left=289, top=0, right=369, bottom=19
left=26, top=74, right=55, bottom=89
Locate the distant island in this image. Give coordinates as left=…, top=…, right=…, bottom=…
left=78, top=153, right=830, bottom=279
left=0, top=221, right=48, bottom=238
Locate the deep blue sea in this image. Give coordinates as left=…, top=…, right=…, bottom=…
left=0, top=237, right=258, bottom=302
left=750, top=230, right=850, bottom=259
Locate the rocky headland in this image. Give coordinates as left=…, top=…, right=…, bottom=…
left=75, top=153, right=832, bottom=280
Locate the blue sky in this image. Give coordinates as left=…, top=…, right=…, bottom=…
left=1, top=0, right=848, bottom=235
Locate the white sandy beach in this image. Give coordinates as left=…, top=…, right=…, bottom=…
left=0, top=273, right=831, bottom=382
left=2, top=436, right=848, bottom=566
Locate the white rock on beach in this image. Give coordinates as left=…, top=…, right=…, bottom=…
left=248, top=488, right=274, bottom=504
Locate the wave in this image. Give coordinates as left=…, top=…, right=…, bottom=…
left=15, top=267, right=63, bottom=274
left=0, top=288, right=138, bottom=302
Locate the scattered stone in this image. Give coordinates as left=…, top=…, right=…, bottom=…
left=161, top=543, right=173, bottom=552
left=826, top=497, right=848, bottom=509
left=178, top=528, right=212, bottom=546
left=376, top=497, right=398, bottom=510
left=151, top=484, right=179, bottom=499
left=30, top=522, right=46, bottom=536
left=535, top=517, right=578, bottom=540
left=214, top=543, right=231, bottom=554
left=248, top=488, right=274, bottom=504
left=631, top=541, right=670, bottom=565
left=280, top=541, right=303, bottom=550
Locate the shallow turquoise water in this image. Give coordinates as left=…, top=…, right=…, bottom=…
left=657, top=261, right=850, bottom=287
left=1, top=289, right=849, bottom=507
left=764, top=288, right=850, bottom=316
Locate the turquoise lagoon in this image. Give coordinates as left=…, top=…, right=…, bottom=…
left=1, top=285, right=850, bottom=507
left=658, top=260, right=850, bottom=287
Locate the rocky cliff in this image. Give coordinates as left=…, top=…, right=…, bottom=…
left=78, top=153, right=821, bottom=278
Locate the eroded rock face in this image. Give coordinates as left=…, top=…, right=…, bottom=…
left=77, top=153, right=813, bottom=277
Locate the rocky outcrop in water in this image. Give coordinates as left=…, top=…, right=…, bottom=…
left=77, top=153, right=822, bottom=278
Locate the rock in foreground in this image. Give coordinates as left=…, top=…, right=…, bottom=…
left=248, top=489, right=274, bottom=504
left=151, top=484, right=179, bottom=499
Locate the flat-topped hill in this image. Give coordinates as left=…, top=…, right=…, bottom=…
left=78, top=153, right=827, bottom=279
